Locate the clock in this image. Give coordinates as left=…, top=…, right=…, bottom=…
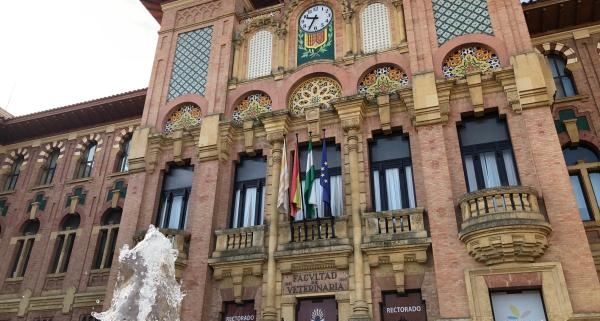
left=299, top=4, right=333, bottom=33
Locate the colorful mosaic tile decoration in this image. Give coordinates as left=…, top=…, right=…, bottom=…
left=358, top=65, right=409, bottom=98
left=442, top=46, right=500, bottom=79
left=289, top=77, right=342, bottom=116
left=167, top=27, right=213, bottom=101
left=232, top=92, right=272, bottom=125
left=432, top=0, right=493, bottom=45
left=164, top=104, right=203, bottom=134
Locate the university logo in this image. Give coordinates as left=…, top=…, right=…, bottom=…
left=310, top=308, right=325, bottom=321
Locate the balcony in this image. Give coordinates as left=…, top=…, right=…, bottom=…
left=458, top=186, right=552, bottom=265
left=362, top=207, right=429, bottom=247
left=277, top=216, right=350, bottom=253
left=134, top=228, right=190, bottom=278
left=210, top=225, right=266, bottom=261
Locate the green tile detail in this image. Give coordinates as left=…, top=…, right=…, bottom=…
left=65, top=188, right=86, bottom=208
left=432, top=0, right=493, bottom=45
left=107, top=180, right=127, bottom=202
left=0, top=200, right=8, bottom=216
left=27, top=193, right=47, bottom=213
left=167, top=27, right=213, bottom=101
left=555, top=108, right=590, bottom=133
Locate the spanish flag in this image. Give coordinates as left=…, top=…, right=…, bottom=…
left=290, top=140, right=302, bottom=217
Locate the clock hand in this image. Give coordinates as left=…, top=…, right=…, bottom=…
left=307, top=15, right=318, bottom=31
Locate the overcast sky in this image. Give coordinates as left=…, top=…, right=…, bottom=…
left=0, top=0, right=159, bottom=116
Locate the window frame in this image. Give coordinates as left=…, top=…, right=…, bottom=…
left=40, top=149, right=60, bottom=185
left=4, top=155, right=24, bottom=191
left=76, top=142, right=97, bottom=179
left=368, top=133, right=416, bottom=212
left=563, top=144, right=600, bottom=221
left=9, top=219, right=40, bottom=279
left=92, top=209, right=121, bottom=270
left=458, top=115, right=520, bottom=192
left=297, top=141, right=343, bottom=219
left=156, top=165, right=193, bottom=230
left=546, top=53, right=577, bottom=99
left=115, top=135, right=131, bottom=173
left=49, top=215, right=80, bottom=274
left=230, top=155, right=267, bottom=228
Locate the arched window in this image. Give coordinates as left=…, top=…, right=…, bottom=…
left=76, top=142, right=97, bottom=179
left=40, top=149, right=60, bottom=185
left=49, top=214, right=80, bottom=274
left=4, top=155, right=23, bottom=191
left=361, top=3, right=391, bottom=54
left=93, top=208, right=121, bottom=269
left=116, top=136, right=131, bottom=172
left=247, top=30, right=272, bottom=79
left=547, top=54, right=577, bottom=98
left=563, top=145, right=600, bottom=221
left=10, top=219, right=40, bottom=278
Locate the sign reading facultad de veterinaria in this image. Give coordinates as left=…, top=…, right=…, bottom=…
left=282, top=270, right=348, bottom=295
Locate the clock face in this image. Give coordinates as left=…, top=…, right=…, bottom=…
left=299, top=5, right=333, bottom=33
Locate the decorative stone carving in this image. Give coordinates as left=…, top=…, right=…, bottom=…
left=233, top=92, right=272, bottom=126
left=443, top=46, right=500, bottom=79
left=358, top=65, right=408, bottom=99
left=289, top=77, right=342, bottom=116
left=458, top=186, right=552, bottom=265
left=164, top=104, right=202, bottom=134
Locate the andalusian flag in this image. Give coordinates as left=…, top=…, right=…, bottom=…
left=304, top=140, right=318, bottom=218
left=290, top=140, right=302, bottom=217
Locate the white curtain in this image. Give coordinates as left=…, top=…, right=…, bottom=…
left=242, top=187, right=258, bottom=227
left=373, top=170, right=382, bottom=212
left=502, top=150, right=518, bottom=186
left=232, top=190, right=241, bottom=228
left=464, top=156, right=478, bottom=192
left=385, top=168, right=402, bottom=210
left=405, top=166, right=416, bottom=208
left=295, top=175, right=343, bottom=221
left=167, top=195, right=183, bottom=229
left=481, top=152, right=501, bottom=188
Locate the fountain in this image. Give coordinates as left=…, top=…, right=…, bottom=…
left=92, top=225, right=184, bottom=321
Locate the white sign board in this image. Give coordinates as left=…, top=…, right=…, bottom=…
left=490, top=290, right=547, bottom=321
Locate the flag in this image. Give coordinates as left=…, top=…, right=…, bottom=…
left=304, top=139, right=318, bottom=218
left=277, top=139, right=289, bottom=214
left=290, top=140, right=302, bottom=217
left=320, top=139, right=330, bottom=214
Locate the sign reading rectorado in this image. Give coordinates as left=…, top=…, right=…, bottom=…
left=282, top=270, right=348, bottom=295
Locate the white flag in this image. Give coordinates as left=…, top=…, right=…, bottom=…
left=277, top=139, right=289, bottom=213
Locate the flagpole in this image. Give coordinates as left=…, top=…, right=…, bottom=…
left=322, top=128, right=329, bottom=218
left=297, top=133, right=307, bottom=221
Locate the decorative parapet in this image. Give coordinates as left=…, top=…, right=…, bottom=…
left=211, top=225, right=266, bottom=260
left=458, top=186, right=552, bottom=265
left=134, top=228, right=190, bottom=278
left=362, top=207, right=428, bottom=246
left=278, top=216, right=349, bottom=250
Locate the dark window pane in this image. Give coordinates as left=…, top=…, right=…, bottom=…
left=563, top=146, right=599, bottom=165
left=570, top=175, right=592, bottom=221
left=458, top=116, right=510, bottom=146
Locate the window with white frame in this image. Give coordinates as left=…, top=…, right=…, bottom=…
left=294, top=141, right=343, bottom=220
left=458, top=115, right=519, bottom=192
left=49, top=214, right=80, bottom=274
left=10, top=219, right=39, bottom=278
left=115, top=136, right=131, bottom=172
left=361, top=3, right=391, bottom=54
left=156, top=165, right=193, bottom=230
left=490, top=289, right=548, bottom=321
left=369, top=133, right=416, bottom=211
left=76, top=142, right=97, bottom=179
left=231, top=156, right=266, bottom=228
left=247, top=30, right=272, bottom=79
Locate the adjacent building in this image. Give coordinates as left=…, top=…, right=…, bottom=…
left=1, top=0, right=600, bottom=320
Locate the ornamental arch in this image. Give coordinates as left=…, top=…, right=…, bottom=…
left=287, top=74, right=342, bottom=116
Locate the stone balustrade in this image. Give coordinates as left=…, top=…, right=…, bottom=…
left=362, top=207, right=428, bottom=246
left=212, top=225, right=265, bottom=259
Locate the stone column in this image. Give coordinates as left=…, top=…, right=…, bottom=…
left=262, top=113, right=289, bottom=321
left=231, top=39, right=242, bottom=82
left=392, top=0, right=406, bottom=45
left=275, top=28, right=287, bottom=77
left=343, top=9, right=355, bottom=59
left=336, top=98, right=370, bottom=321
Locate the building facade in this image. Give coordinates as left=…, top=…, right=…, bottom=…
left=1, top=0, right=600, bottom=320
